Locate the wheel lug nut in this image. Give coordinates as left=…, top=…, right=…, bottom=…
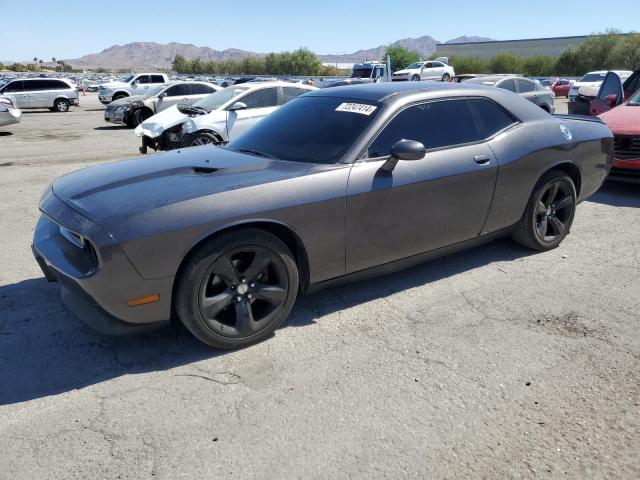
left=250, top=283, right=255, bottom=288
left=247, top=293, right=252, bottom=299
left=236, top=296, right=242, bottom=302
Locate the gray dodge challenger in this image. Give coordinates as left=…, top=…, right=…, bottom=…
left=33, top=82, right=613, bottom=348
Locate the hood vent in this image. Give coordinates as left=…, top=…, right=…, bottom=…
left=191, top=166, right=219, bottom=175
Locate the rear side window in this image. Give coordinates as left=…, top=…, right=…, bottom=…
left=240, top=88, right=278, bottom=108
left=165, top=84, right=191, bottom=96
left=368, top=99, right=481, bottom=157
left=517, top=79, right=536, bottom=93
left=150, top=75, right=165, bottom=83
left=282, top=87, right=309, bottom=103
left=3, top=80, right=24, bottom=92
left=23, top=80, right=48, bottom=91
left=468, top=99, right=516, bottom=138
left=497, top=79, right=517, bottom=92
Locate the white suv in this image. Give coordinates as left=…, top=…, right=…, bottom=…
left=98, top=73, right=169, bottom=104
left=0, top=78, right=79, bottom=112
left=392, top=61, right=455, bottom=82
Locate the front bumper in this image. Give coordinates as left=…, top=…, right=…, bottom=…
left=104, top=106, right=126, bottom=125
left=98, top=94, right=113, bottom=104
left=32, top=189, right=173, bottom=335
left=608, top=158, right=640, bottom=184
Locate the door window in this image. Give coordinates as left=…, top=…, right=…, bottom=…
left=624, top=72, right=640, bottom=95
left=367, top=99, right=481, bottom=158
left=240, top=88, right=279, bottom=108
left=282, top=87, right=310, bottom=103
left=516, top=79, right=536, bottom=93
left=165, top=84, right=191, bottom=96
left=150, top=75, right=165, bottom=83
left=135, top=75, right=150, bottom=84
left=191, top=83, right=216, bottom=95
left=598, top=73, right=622, bottom=101
left=497, top=79, right=517, bottom=92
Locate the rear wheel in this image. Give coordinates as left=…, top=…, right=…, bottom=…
left=53, top=99, right=69, bottom=112
left=511, top=170, right=576, bottom=251
left=175, top=229, right=299, bottom=349
left=442, top=73, right=451, bottom=82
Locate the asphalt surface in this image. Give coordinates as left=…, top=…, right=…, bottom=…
left=0, top=94, right=639, bottom=479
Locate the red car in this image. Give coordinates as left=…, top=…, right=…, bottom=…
left=590, top=70, right=640, bottom=116
left=598, top=89, right=640, bottom=183
left=551, top=79, right=572, bottom=98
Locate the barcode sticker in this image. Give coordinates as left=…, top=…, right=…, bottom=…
left=335, top=103, right=377, bottom=115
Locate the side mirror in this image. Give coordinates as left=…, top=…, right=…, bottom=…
left=605, top=93, right=618, bottom=107
left=158, top=92, right=167, bottom=98
left=380, top=139, right=426, bottom=172
left=229, top=101, right=247, bottom=111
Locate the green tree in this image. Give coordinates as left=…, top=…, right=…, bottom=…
left=576, top=29, right=622, bottom=71
left=9, top=63, right=28, bottom=72
left=489, top=52, right=521, bottom=74
left=609, top=33, right=640, bottom=70
left=172, top=54, right=189, bottom=73
left=0, top=62, right=4, bottom=71
left=450, top=56, right=489, bottom=74
left=385, top=45, right=420, bottom=72
left=555, top=48, right=582, bottom=76
left=521, top=55, right=556, bottom=76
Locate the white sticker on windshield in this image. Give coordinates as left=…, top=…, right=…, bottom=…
left=335, top=103, right=377, bottom=115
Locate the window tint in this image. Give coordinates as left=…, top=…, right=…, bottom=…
left=424, top=62, right=433, bottom=69
left=624, top=72, right=640, bottom=94
left=135, top=75, right=150, bottom=84
left=23, top=80, right=49, bottom=91
left=468, top=99, right=516, bottom=138
left=3, top=80, right=23, bottom=93
left=497, top=79, right=517, bottom=92
left=191, top=83, right=216, bottom=95
left=150, top=75, right=165, bottom=83
left=517, top=79, right=536, bottom=93
left=598, top=73, right=621, bottom=101
left=282, top=87, right=309, bottom=103
left=165, top=84, right=191, bottom=96
left=240, top=88, right=278, bottom=108
left=368, top=100, right=481, bottom=158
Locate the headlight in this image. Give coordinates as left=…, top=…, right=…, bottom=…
left=150, top=123, right=165, bottom=137
left=181, top=119, right=196, bottom=134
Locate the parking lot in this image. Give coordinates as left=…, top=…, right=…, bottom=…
left=1, top=93, right=639, bottom=479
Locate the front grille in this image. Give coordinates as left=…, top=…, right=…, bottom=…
left=614, top=135, right=640, bottom=160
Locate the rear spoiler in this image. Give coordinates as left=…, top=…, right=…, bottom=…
left=553, top=114, right=605, bottom=124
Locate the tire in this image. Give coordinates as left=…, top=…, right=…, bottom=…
left=131, top=108, right=152, bottom=128
left=511, top=170, right=577, bottom=251
left=411, top=74, right=421, bottom=82
left=182, top=131, right=220, bottom=148
left=442, top=73, right=451, bottom=82
left=175, top=228, right=299, bottom=349
left=112, top=93, right=127, bottom=101
left=53, top=99, right=69, bottom=112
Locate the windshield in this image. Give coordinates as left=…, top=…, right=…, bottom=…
left=194, top=86, right=249, bottom=112
left=539, top=80, right=552, bottom=86
left=405, top=62, right=424, bottom=70
left=227, top=96, right=380, bottom=164
left=118, top=74, right=135, bottom=83
left=351, top=68, right=373, bottom=79
left=144, top=85, right=167, bottom=98
left=579, top=73, right=606, bottom=83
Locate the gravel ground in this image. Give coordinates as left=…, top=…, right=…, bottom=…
left=0, top=94, right=639, bottom=480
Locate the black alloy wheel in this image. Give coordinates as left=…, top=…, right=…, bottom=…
left=198, top=246, right=289, bottom=339
left=534, top=181, right=574, bottom=244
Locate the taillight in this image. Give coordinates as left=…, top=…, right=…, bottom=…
left=0, top=97, right=13, bottom=108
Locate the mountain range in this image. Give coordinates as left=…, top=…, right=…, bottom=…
left=62, top=35, right=495, bottom=69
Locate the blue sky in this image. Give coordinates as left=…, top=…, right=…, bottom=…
left=0, top=0, right=635, bottom=61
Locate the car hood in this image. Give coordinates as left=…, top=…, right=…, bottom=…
left=135, top=105, right=187, bottom=137
left=109, top=95, right=147, bottom=106
left=100, top=81, right=128, bottom=89
left=51, top=146, right=323, bottom=229
left=599, top=104, right=640, bottom=136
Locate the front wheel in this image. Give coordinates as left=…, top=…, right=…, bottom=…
left=175, top=229, right=299, bottom=349
left=181, top=131, right=220, bottom=148
left=511, top=170, right=576, bottom=251
left=411, top=74, right=421, bottom=81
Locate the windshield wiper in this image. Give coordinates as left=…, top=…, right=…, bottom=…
left=234, top=148, right=276, bottom=159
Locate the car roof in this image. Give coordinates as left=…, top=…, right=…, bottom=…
left=240, top=80, right=316, bottom=90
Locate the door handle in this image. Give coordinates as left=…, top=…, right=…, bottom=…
left=474, top=154, right=491, bottom=165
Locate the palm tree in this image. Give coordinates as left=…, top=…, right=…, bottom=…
left=38, top=59, right=43, bottom=69
left=52, top=57, right=57, bottom=68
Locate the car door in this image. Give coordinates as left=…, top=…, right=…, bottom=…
left=1, top=80, right=28, bottom=108
left=515, top=78, right=540, bottom=106
left=345, top=98, right=501, bottom=273
left=155, top=84, right=190, bottom=112
left=132, top=75, right=151, bottom=93
left=590, top=72, right=624, bottom=116
left=226, top=87, right=279, bottom=141
left=420, top=62, right=435, bottom=80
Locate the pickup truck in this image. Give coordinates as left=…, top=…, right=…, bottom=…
left=98, top=73, right=169, bottom=105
